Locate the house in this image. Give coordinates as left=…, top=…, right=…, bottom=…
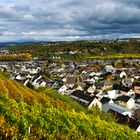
left=107, top=90, right=117, bottom=99
left=51, top=81, right=59, bottom=89
left=38, top=78, right=47, bottom=87
left=15, top=73, right=28, bottom=81
left=87, top=86, right=96, bottom=94
left=31, top=75, right=47, bottom=88
left=113, top=84, right=121, bottom=90
left=29, top=67, right=41, bottom=74
left=101, top=80, right=113, bottom=91
left=86, top=78, right=96, bottom=84
left=87, top=85, right=96, bottom=94
left=15, top=74, right=22, bottom=80
left=95, top=89, right=103, bottom=98
left=122, top=78, right=134, bottom=87
left=109, top=110, right=140, bottom=132
left=21, top=65, right=41, bottom=74
left=10, top=72, right=17, bottom=80
left=70, top=90, right=102, bottom=110
left=89, top=72, right=96, bottom=76
left=127, top=89, right=135, bottom=96
left=119, top=86, right=135, bottom=96
left=31, top=77, right=47, bottom=89
left=115, top=95, right=135, bottom=109
left=101, top=97, right=114, bottom=105
left=102, top=103, right=133, bottom=117
left=120, top=71, right=127, bottom=79
left=104, top=65, right=116, bottom=73
left=58, top=85, right=68, bottom=94
left=134, top=99, right=140, bottom=109
left=52, top=81, right=64, bottom=90
left=76, top=85, right=83, bottom=91
left=128, top=118, right=140, bottom=132
left=133, top=83, right=140, bottom=94
left=31, top=75, right=42, bottom=85
left=21, top=65, right=26, bottom=72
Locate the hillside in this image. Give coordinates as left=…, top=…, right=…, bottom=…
left=0, top=74, right=140, bottom=139
left=8, top=40, right=140, bottom=60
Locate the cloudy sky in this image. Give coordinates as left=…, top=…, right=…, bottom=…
left=0, top=0, right=140, bottom=42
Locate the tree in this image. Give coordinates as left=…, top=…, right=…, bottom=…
left=23, top=53, right=32, bottom=60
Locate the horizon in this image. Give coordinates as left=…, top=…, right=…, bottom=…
left=0, top=37, right=140, bottom=44
left=0, top=0, right=140, bottom=42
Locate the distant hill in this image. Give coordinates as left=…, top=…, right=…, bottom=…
left=0, top=41, right=45, bottom=49
left=8, top=39, right=140, bottom=60
left=0, top=73, right=139, bottom=139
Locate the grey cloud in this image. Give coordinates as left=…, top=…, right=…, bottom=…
left=0, top=0, right=140, bottom=42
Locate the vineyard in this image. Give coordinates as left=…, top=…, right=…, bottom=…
left=0, top=73, right=140, bottom=139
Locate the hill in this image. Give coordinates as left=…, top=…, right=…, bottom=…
left=0, top=73, right=140, bottom=139
left=8, top=40, right=140, bottom=60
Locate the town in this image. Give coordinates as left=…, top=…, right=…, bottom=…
left=1, top=56, right=140, bottom=132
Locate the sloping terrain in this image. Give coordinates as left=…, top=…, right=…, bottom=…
left=0, top=74, right=140, bottom=139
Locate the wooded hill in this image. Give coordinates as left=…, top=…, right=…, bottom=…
left=8, top=40, right=140, bottom=60
left=0, top=73, right=140, bottom=139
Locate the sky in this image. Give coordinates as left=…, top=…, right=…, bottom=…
left=0, top=0, right=140, bottom=42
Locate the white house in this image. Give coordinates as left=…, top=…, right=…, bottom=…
left=105, top=65, right=116, bottom=73
left=31, top=76, right=42, bottom=87
left=86, top=78, right=96, bottom=84
left=15, top=74, right=26, bottom=81
left=58, top=85, right=68, bottom=94
left=100, top=97, right=114, bottom=110
left=87, top=85, right=96, bottom=94
left=127, top=89, right=135, bottom=96
left=120, top=71, right=127, bottom=79
left=70, top=90, right=102, bottom=110
left=88, top=98, right=102, bottom=110
left=39, top=80, right=47, bottom=87
left=115, top=95, right=135, bottom=109
left=120, top=87, right=135, bottom=96
left=107, top=90, right=117, bottom=99
left=29, top=67, right=41, bottom=74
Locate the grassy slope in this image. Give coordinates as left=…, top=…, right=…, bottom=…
left=0, top=74, right=140, bottom=139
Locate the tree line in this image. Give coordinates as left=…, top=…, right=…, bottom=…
left=0, top=53, right=31, bottom=61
